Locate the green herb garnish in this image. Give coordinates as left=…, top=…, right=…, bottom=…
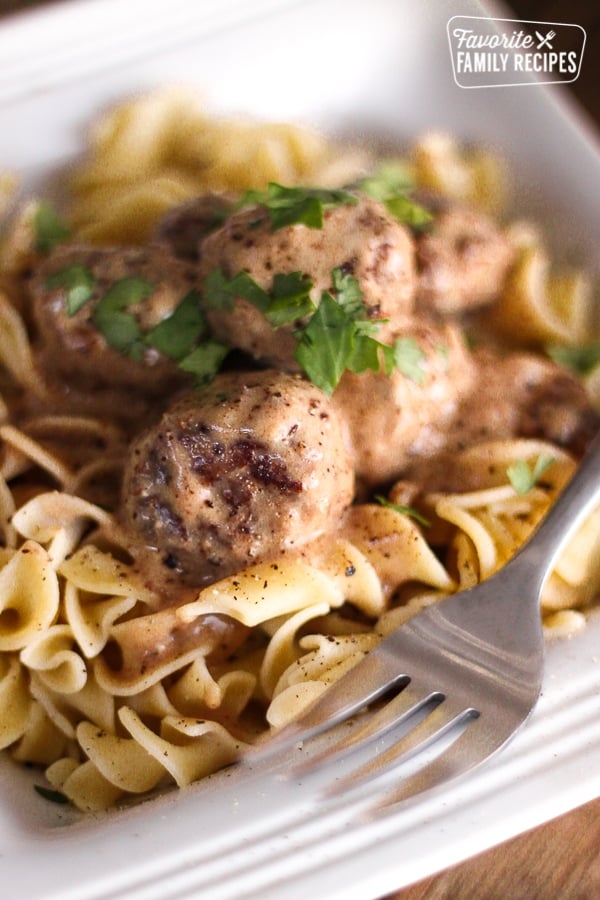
left=383, top=195, right=433, bottom=229
left=46, top=264, right=96, bottom=315
left=92, top=276, right=154, bottom=360
left=34, top=202, right=71, bottom=254
left=382, top=336, right=428, bottom=384
left=237, top=183, right=359, bottom=231
left=204, top=268, right=314, bottom=325
left=264, top=273, right=316, bottom=327
left=547, top=341, right=600, bottom=375
left=507, top=454, right=555, bottom=495
left=374, top=494, right=431, bottom=527
left=145, top=290, right=206, bottom=360
left=356, top=163, right=433, bottom=230
left=355, top=162, right=414, bottom=200
left=34, top=784, right=69, bottom=804
left=205, top=264, right=428, bottom=395
left=203, top=269, right=270, bottom=313
left=295, top=292, right=359, bottom=394
left=177, top=339, right=231, bottom=386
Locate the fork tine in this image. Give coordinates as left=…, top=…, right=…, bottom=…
left=291, top=683, right=443, bottom=776
left=250, top=651, right=411, bottom=762
left=368, top=716, right=513, bottom=813
left=321, top=695, right=477, bottom=798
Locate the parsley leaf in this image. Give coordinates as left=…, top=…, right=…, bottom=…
left=264, top=272, right=315, bottom=327
left=355, top=161, right=414, bottom=200
left=357, top=162, right=433, bottom=231
left=92, top=276, right=154, bottom=360
left=204, top=268, right=314, bottom=326
left=382, top=336, right=428, bottom=384
left=295, top=293, right=356, bottom=394
left=204, top=268, right=269, bottom=313
left=178, top=339, right=231, bottom=386
left=45, top=264, right=96, bottom=316
left=34, top=784, right=69, bottom=804
left=34, top=202, right=71, bottom=254
left=294, top=271, right=388, bottom=393
left=547, top=341, right=600, bottom=375
left=204, top=263, right=429, bottom=395
left=145, top=290, right=206, bottom=361
left=507, top=455, right=555, bottom=494
left=374, top=494, right=431, bottom=527
left=383, top=195, right=433, bottom=230
left=331, top=268, right=365, bottom=318
left=237, top=183, right=359, bottom=231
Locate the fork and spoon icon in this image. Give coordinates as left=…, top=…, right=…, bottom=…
left=535, top=29, right=556, bottom=48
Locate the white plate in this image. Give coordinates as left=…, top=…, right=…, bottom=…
left=1, top=1, right=600, bottom=897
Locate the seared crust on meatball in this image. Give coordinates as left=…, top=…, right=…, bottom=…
left=198, top=195, right=417, bottom=368
left=417, top=206, right=515, bottom=314
left=398, top=349, right=600, bottom=493
left=507, top=353, right=599, bottom=455
left=154, top=194, right=234, bottom=261
left=121, top=369, right=355, bottom=585
left=30, top=243, right=197, bottom=395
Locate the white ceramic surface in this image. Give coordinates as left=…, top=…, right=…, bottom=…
left=1, top=1, right=599, bottom=897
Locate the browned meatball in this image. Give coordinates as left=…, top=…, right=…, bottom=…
left=30, top=243, right=197, bottom=396
left=198, top=195, right=417, bottom=368
left=121, top=369, right=355, bottom=586
left=330, top=320, right=476, bottom=486
left=417, top=206, right=515, bottom=314
left=154, top=194, right=234, bottom=261
left=506, top=353, right=599, bottom=455
left=399, top=349, right=599, bottom=493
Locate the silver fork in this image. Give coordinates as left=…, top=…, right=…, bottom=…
left=248, top=433, right=600, bottom=809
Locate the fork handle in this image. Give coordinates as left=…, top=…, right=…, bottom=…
left=514, top=432, right=600, bottom=584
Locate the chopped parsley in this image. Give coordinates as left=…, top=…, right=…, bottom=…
left=264, top=273, right=316, bottom=327
left=375, top=494, right=431, bottom=527
left=355, top=161, right=414, bottom=200
left=45, top=264, right=96, bottom=315
left=546, top=341, right=600, bottom=375
left=236, top=183, right=358, bottom=231
left=177, top=339, right=231, bottom=386
left=203, top=269, right=270, bottom=313
left=356, top=162, right=433, bottom=230
left=507, top=455, right=555, bottom=494
left=295, top=292, right=360, bottom=394
left=34, top=784, right=69, bottom=804
left=145, top=290, right=206, bottom=360
left=33, top=202, right=71, bottom=254
left=48, top=266, right=228, bottom=384
left=382, top=336, right=428, bottom=384
left=205, top=264, right=428, bottom=395
left=92, top=276, right=154, bottom=360
left=204, top=268, right=314, bottom=326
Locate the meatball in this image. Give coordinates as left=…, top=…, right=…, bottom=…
left=398, top=349, right=600, bottom=493
left=508, top=353, right=599, bottom=455
left=198, top=195, right=417, bottom=368
left=30, top=243, right=197, bottom=396
left=330, top=320, right=476, bottom=486
left=121, top=369, right=355, bottom=585
left=417, top=206, right=515, bottom=314
left=154, top=194, right=234, bottom=261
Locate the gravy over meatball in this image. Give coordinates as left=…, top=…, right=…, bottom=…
left=30, top=242, right=197, bottom=396
left=198, top=195, right=417, bottom=368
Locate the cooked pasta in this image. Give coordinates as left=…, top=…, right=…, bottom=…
left=0, top=89, right=598, bottom=812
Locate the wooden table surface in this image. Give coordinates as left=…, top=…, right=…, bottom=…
left=0, top=2, right=598, bottom=898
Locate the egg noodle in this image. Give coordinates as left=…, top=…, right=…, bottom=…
left=0, top=88, right=598, bottom=811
